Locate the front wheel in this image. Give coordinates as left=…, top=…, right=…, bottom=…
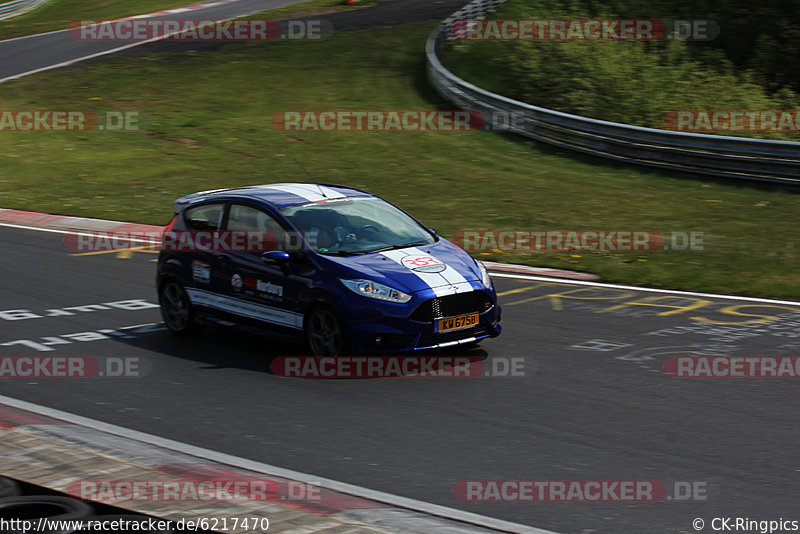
left=159, top=280, right=199, bottom=335
left=305, top=306, right=349, bottom=356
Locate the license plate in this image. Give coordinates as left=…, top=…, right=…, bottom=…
left=437, top=313, right=479, bottom=333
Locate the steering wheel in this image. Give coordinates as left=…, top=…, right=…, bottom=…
left=333, top=226, right=359, bottom=244
left=359, top=225, right=380, bottom=237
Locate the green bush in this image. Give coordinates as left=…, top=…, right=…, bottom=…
left=445, top=0, right=800, bottom=139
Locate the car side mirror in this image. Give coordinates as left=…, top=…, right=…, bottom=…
left=262, top=250, right=292, bottom=276
left=262, top=250, right=291, bottom=263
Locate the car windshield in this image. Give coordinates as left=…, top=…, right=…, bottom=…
left=281, top=196, right=436, bottom=255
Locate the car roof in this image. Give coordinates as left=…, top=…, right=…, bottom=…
left=174, top=183, right=374, bottom=212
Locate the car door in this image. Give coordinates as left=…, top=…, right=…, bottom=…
left=177, top=201, right=232, bottom=319
left=217, top=203, right=312, bottom=333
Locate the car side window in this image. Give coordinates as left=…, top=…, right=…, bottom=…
left=227, top=204, right=289, bottom=250
left=184, top=203, right=224, bottom=231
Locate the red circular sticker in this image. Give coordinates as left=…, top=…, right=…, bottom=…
left=231, top=274, right=243, bottom=291
left=402, top=255, right=442, bottom=268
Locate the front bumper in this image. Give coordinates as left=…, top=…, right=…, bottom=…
left=344, top=284, right=502, bottom=354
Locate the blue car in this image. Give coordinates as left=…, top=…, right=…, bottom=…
left=156, top=183, right=501, bottom=356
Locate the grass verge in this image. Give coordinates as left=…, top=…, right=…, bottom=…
left=443, top=0, right=800, bottom=141
left=245, top=0, right=378, bottom=20
left=0, top=0, right=194, bottom=40
left=0, top=23, right=798, bottom=298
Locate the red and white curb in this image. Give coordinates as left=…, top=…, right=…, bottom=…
left=0, top=395, right=555, bottom=534
left=0, top=208, right=599, bottom=281
left=481, top=261, right=598, bottom=281
left=0, top=208, right=161, bottom=236
left=4, top=207, right=797, bottom=305
left=113, top=0, right=238, bottom=22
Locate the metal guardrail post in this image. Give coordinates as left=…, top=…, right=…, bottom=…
left=0, top=0, right=49, bottom=21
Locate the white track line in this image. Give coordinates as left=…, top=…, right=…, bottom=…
left=0, top=0, right=298, bottom=84
left=490, top=272, right=800, bottom=306
left=0, top=26, right=69, bottom=44
left=3, top=219, right=798, bottom=306
left=0, top=0, right=236, bottom=44
left=0, top=27, right=213, bottom=84
left=0, top=221, right=159, bottom=244
left=0, top=394, right=556, bottom=534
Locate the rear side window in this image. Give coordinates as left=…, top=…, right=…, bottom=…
left=184, top=203, right=224, bottom=231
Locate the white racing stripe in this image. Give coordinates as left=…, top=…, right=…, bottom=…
left=407, top=247, right=471, bottom=290
left=186, top=287, right=303, bottom=329
left=318, top=185, right=347, bottom=199
left=380, top=247, right=471, bottom=296
left=265, top=183, right=346, bottom=203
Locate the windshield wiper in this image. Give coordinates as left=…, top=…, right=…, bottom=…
left=319, top=249, right=359, bottom=256
left=368, top=241, right=431, bottom=254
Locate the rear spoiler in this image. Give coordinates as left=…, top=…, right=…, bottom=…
left=172, top=188, right=231, bottom=213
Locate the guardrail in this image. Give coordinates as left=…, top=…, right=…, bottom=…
left=426, top=0, right=800, bottom=185
left=0, top=0, right=48, bottom=21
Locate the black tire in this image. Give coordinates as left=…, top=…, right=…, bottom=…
left=0, top=496, right=93, bottom=533
left=304, top=306, right=349, bottom=356
left=159, top=279, right=199, bottom=335
left=0, top=476, right=20, bottom=498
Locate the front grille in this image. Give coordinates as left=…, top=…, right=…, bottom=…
left=410, top=290, right=493, bottom=322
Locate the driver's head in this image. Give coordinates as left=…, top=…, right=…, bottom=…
left=315, top=227, right=336, bottom=250
left=289, top=209, right=345, bottom=250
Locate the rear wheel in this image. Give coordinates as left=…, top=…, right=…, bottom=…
left=0, top=496, right=94, bottom=525
left=159, top=280, right=199, bottom=335
left=305, top=306, right=349, bottom=356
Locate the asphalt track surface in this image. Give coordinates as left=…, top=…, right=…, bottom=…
left=2, top=224, right=800, bottom=533
left=0, top=0, right=321, bottom=82
left=2, top=0, right=800, bottom=532
left=0, top=0, right=478, bottom=83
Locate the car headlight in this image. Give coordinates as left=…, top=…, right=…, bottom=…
left=477, top=260, right=492, bottom=288
left=340, top=279, right=412, bottom=303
